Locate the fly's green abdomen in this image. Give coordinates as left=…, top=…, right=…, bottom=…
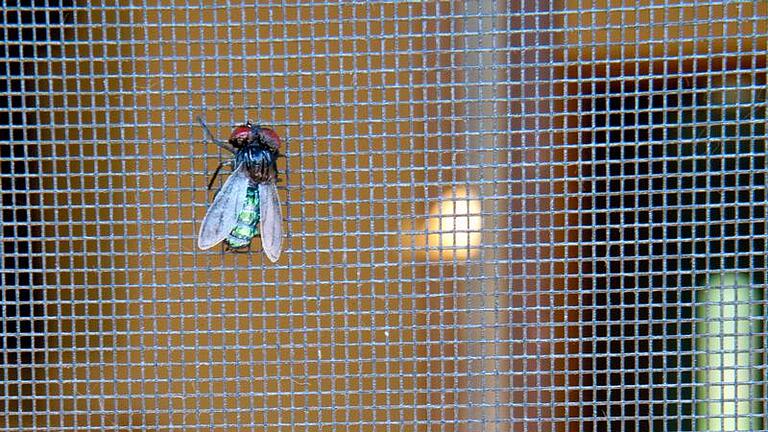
left=225, top=186, right=260, bottom=249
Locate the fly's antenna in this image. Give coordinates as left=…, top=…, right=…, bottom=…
left=196, top=116, right=237, bottom=154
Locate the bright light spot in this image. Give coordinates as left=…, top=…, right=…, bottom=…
left=424, top=186, right=483, bottom=260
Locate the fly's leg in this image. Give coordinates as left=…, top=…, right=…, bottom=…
left=196, top=116, right=237, bottom=154
left=224, top=242, right=252, bottom=254
left=207, top=160, right=234, bottom=190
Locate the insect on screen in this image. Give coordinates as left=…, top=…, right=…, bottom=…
left=1, top=1, right=766, bottom=431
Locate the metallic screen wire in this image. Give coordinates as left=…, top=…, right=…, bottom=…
left=0, top=2, right=766, bottom=431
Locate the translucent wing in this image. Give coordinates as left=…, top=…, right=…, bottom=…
left=197, top=164, right=250, bottom=250
left=258, top=182, right=284, bottom=262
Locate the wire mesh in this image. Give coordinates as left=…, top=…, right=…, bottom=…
left=1, top=1, right=766, bottom=431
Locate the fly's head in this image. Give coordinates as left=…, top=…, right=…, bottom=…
left=228, top=121, right=282, bottom=152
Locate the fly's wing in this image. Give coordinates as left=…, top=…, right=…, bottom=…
left=258, top=182, right=284, bottom=262
left=197, top=164, right=250, bottom=250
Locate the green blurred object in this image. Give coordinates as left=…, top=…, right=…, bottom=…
left=664, top=74, right=767, bottom=431
left=695, top=272, right=763, bottom=431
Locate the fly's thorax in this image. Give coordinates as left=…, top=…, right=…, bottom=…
left=235, top=144, right=279, bottom=183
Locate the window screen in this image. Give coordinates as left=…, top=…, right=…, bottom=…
left=1, top=2, right=766, bottom=431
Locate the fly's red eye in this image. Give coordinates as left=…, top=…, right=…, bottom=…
left=259, top=128, right=282, bottom=149
left=229, top=125, right=252, bottom=142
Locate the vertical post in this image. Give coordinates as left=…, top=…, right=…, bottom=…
left=460, top=1, right=561, bottom=430
left=460, top=2, right=509, bottom=430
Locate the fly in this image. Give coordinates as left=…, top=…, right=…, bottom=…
left=196, top=117, right=284, bottom=262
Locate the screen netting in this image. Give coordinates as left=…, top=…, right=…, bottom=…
left=1, top=1, right=766, bottom=430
